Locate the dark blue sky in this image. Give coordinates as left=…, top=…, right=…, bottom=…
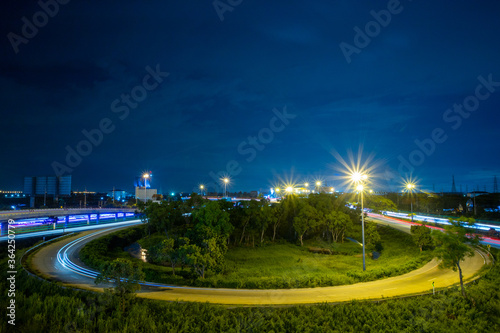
left=1, top=1, right=499, bottom=194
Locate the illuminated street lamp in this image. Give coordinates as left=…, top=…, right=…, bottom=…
left=352, top=172, right=368, bottom=271
left=315, top=181, right=321, bottom=193
left=143, top=173, right=150, bottom=203
left=223, top=178, right=229, bottom=198
left=406, top=183, right=416, bottom=222
left=286, top=186, right=293, bottom=193
left=199, top=184, right=204, bottom=196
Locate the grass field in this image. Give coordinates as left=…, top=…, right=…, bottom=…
left=206, top=225, right=432, bottom=288
left=100, top=224, right=433, bottom=289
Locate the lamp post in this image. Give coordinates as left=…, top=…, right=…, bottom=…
left=406, top=183, right=415, bottom=222
left=199, top=184, right=204, bottom=196
left=315, top=181, right=321, bottom=194
left=352, top=172, right=368, bottom=271
left=143, top=173, right=150, bottom=203
left=223, top=178, right=229, bottom=198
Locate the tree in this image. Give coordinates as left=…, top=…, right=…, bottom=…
left=324, top=210, right=352, bottom=243
left=255, top=200, right=274, bottom=245
left=181, top=237, right=225, bottom=278
left=186, top=201, right=233, bottom=276
left=192, top=201, right=232, bottom=240
left=365, top=195, right=397, bottom=212
left=156, top=238, right=180, bottom=275
left=142, top=201, right=186, bottom=237
left=270, top=203, right=282, bottom=242
left=365, top=223, right=382, bottom=251
left=293, top=204, right=319, bottom=246
left=432, top=217, right=480, bottom=296
left=95, top=258, right=145, bottom=312
left=410, top=225, right=433, bottom=252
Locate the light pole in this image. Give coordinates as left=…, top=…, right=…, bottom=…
left=315, top=181, right=321, bottom=194
left=352, top=172, right=368, bottom=271
left=223, top=178, right=229, bottom=198
left=199, top=184, right=204, bottom=196
left=143, top=173, right=150, bottom=203
left=406, top=183, right=415, bottom=222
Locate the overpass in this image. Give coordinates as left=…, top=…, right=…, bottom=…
left=0, top=208, right=138, bottom=237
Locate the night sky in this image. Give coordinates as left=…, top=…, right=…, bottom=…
left=1, top=1, right=499, bottom=194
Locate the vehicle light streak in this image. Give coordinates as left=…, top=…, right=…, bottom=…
left=382, top=211, right=500, bottom=232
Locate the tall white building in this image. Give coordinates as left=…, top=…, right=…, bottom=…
left=135, top=187, right=157, bottom=202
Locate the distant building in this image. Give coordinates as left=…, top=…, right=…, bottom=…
left=135, top=187, right=157, bottom=202
left=107, top=189, right=128, bottom=202
left=134, top=172, right=156, bottom=202
left=24, top=176, right=71, bottom=207
left=24, top=176, right=71, bottom=196
left=152, top=193, right=163, bottom=203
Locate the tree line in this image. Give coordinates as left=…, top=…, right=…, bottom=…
left=138, top=193, right=365, bottom=279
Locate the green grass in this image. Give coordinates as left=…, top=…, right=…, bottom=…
left=116, top=225, right=430, bottom=288
left=79, top=224, right=433, bottom=289
left=205, top=226, right=432, bottom=288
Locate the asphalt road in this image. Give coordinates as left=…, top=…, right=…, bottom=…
left=29, top=223, right=491, bottom=305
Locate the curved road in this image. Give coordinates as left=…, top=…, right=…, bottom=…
left=29, top=223, right=491, bottom=305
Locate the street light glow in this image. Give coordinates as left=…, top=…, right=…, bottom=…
left=351, top=172, right=362, bottom=182
left=404, top=179, right=417, bottom=222
left=356, top=184, right=364, bottom=191
left=221, top=177, right=230, bottom=198
left=351, top=172, right=367, bottom=183
left=286, top=186, right=293, bottom=193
